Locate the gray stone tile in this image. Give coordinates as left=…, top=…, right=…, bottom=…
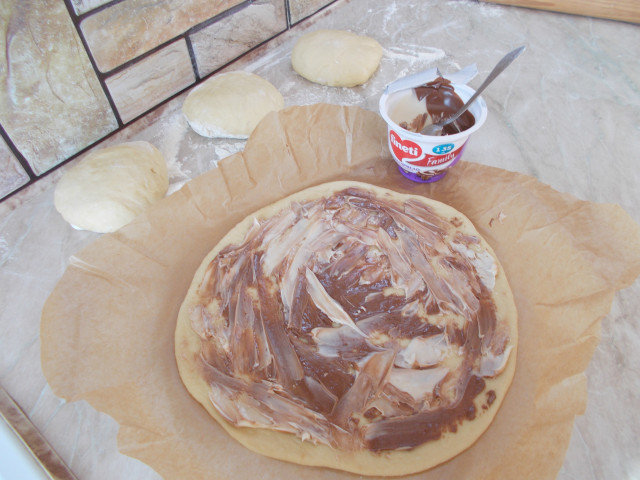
left=288, top=0, right=334, bottom=24
left=0, top=135, right=29, bottom=199
left=70, top=0, right=113, bottom=15
left=191, top=0, right=287, bottom=77
left=105, top=40, right=196, bottom=123
left=80, top=0, right=244, bottom=72
left=0, top=0, right=117, bottom=175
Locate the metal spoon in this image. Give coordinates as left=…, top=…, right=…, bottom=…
left=421, top=45, right=526, bottom=136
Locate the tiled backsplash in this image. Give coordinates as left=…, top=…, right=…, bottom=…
left=0, top=0, right=337, bottom=201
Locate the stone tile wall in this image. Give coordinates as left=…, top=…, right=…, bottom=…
left=105, top=40, right=196, bottom=123
left=0, top=0, right=337, bottom=201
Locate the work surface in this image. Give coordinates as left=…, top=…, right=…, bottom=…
left=1, top=0, right=639, bottom=478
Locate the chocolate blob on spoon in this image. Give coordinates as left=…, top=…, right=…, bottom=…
left=412, top=77, right=476, bottom=136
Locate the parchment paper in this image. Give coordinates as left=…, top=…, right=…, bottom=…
left=41, top=104, right=640, bottom=480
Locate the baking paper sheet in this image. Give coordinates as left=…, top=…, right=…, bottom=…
left=41, top=104, right=640, bottom=479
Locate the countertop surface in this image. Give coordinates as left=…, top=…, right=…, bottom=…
left=1, top=0, right=639, bottom=478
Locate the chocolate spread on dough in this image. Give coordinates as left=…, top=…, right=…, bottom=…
left=401, top=77, right=476, bottom=136
left=191, top=188, right=512, bottom=452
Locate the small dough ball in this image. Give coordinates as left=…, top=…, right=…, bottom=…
left=182, top=71, right=284, bottom=139
left=54, top=141, right=168, bottom=233
left=292, top=29, right=383, bottom=87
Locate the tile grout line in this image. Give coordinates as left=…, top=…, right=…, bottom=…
left=61, top=0, right=124, bottom=127
left=0, top=125, right=36, bottom=180
left=291, top=0, right=341, bottom=26
left=188, top=0, right=254, bottom=36
left=101, top=37, right=190, bottom=77
left=184, top=35, right=201, bottom=81
left=74, top=0, right=128, bottom=20
left=0, top=179, right=36, bottom=203
left=284, top=0, right=292, bottom=28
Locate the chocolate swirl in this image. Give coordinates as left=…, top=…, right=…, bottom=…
left=191, top=187, right=512, bottom=451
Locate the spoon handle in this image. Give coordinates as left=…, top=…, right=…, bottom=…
left=436, top=45, right=526, bottom=128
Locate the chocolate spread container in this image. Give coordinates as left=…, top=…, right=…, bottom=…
left=379, top=80, right=487, bottom=183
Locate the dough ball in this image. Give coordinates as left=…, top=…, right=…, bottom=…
left=182, top=71, right=284, bottom=139
left=291, top=30, right=383, bottom=87
left=54, top=141, right=168, bottom=233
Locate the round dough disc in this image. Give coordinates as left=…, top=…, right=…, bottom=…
left=291, top=30, right=383, bottom=87
left=175, top=181, right=518, bottom=476
left=54, top=141, right=168, bottom=233
left=182, top=71, right=284, bottom=139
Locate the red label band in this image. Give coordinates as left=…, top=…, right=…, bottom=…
left=404, top=145, right=464, bottom=167
left=389, top=130, right=422, bottom=161
left=389, top=130, right=465, bottom=168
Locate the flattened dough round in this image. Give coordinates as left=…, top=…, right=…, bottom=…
left=175, top=181, right=518, bottom=476
left=182, top=71, right=284, bottom=139
left=54, top=141, right=168, bottom=233
left=291, top=30, right=383, bottom=87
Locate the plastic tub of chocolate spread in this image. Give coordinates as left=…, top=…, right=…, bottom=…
left=379, top=77, right=487, bottom=183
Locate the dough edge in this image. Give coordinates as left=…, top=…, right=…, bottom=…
left=53, top=141, right=168, bottom=233
left=182, top=71, right=284, bottom=138
left=291, top=30, right=383, bottom=87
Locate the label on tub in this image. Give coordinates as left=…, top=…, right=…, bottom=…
left=432, top=143, right=455, bottom=154
left=389, top=130, right=422, bottom=161
left=389, top=130, right=466, bottom=171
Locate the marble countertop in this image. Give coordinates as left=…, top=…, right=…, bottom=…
left=1, top=0, right=639, bottom=478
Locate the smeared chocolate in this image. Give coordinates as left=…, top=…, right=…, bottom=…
left=362, top=375, right=486, bottom=450
left=401, top=77, right=476, bottom=136
left=191, top=187, right=511, bottom=452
